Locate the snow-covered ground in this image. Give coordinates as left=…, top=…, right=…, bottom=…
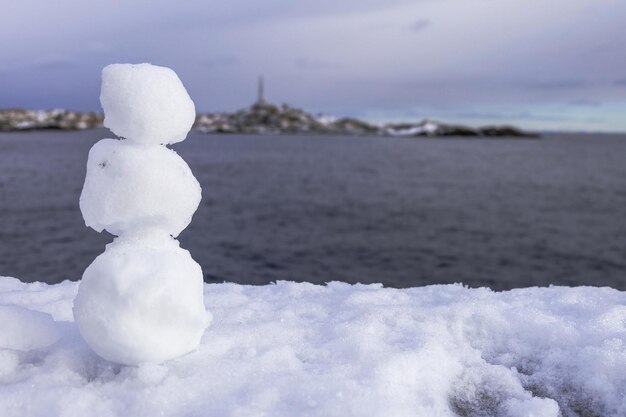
left=0, top=276, right=624, bottom=417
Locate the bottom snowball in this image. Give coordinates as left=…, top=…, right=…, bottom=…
left=73, top=236, right=210, bottom=365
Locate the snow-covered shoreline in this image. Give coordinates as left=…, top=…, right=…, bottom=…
left=1, top=276, right=624, bottom=417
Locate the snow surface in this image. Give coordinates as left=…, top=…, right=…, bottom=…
left=1, top=276, right=624, bottom=417
left=100, top=63, right=196, bottom=145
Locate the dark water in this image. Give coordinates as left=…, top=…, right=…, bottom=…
left=0, top=129, right=625, bottom=290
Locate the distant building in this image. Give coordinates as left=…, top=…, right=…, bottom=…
left=257, top=76, right=266, bottom=105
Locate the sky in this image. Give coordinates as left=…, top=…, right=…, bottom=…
left=2, top=0, right=626, bottom=132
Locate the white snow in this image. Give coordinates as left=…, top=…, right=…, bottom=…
left=100, top=63, right=196, bottom=145
left=0, top=304, right=59, bottom=352
left=73, top=235, right=209, bottom=365
left=1, top=277, right=624, bottom=417
left=387, top=125, right=428, bottom=137
left=0, top=302, right=60, bottom=377
left=79, top=138, right=201, bottom=237
left=422, top=120, right=441, bottom=134
left=316, top=113, right=338, bottom=126
left=74, top=63, right=208, bottom=366
left=385, top=120, right=442, bottom=137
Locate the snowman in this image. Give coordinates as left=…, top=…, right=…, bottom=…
left=73, top=63, right=210, bottom=366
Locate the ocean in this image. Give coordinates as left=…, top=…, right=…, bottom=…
left=0, top=129, right=624, bottom=290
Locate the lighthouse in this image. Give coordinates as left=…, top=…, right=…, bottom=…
left=257, top=76, right=266, bottom=104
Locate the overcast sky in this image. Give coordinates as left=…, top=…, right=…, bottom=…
left=2, top=0, right=626, bottom=131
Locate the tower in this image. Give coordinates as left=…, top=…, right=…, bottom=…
left=257, top=76, right=265, bottom=104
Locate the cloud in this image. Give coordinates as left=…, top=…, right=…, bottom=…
left=452, top=111, right=572, bottom=122
left=199, top=57, right=239, bottom=68
left=294, top=58, right=339, bottom=70
left=0, top=56, right=79, bottom=73
left=524, top=79, right=590, bottom=90
left=409, top=18, right=431, bottom=32
left=86, top=42, right=111, bottom=54
left=569, top=99, right=602, bottom=107
left=2, top=0, right=626, bottom=131
left=31, top=57, right=79, bottom=70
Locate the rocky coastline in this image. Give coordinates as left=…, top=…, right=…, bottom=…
left=0, top=109, right=103, bottom=131
left=195, top=101, right=538, bottom=138
left=0, top=102, right=539, bottom=138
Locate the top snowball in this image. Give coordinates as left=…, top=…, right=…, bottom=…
left=100, top=63, right=196, bottom=145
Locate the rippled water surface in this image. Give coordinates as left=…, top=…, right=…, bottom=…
left=0, top=129, right=625, bottom=290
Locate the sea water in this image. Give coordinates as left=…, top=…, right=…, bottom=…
left=0, top=129, right=624, bottom=290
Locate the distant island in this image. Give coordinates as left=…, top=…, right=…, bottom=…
left=195, top=100, right=539, bottom=138
left=0, top=101, right=538, bottom=138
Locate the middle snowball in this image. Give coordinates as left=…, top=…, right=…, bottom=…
left=80, top=139, right=201, bottom=237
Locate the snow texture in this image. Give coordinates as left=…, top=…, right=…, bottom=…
left=73, top=235, right=210, bottom=365
left=100, top=63, right=196, bottom=146
left=0, top=302, right=59, bottom=377
left=79, top=138, right=201, bottom=237
left=1, top=277, right=624, bottom=417
left=0, top=304, right=59, bottom=352
left=74, top=63, right=208, bottom=365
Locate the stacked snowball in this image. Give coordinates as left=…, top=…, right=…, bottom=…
left=73, top=63, right=210, bottom=366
